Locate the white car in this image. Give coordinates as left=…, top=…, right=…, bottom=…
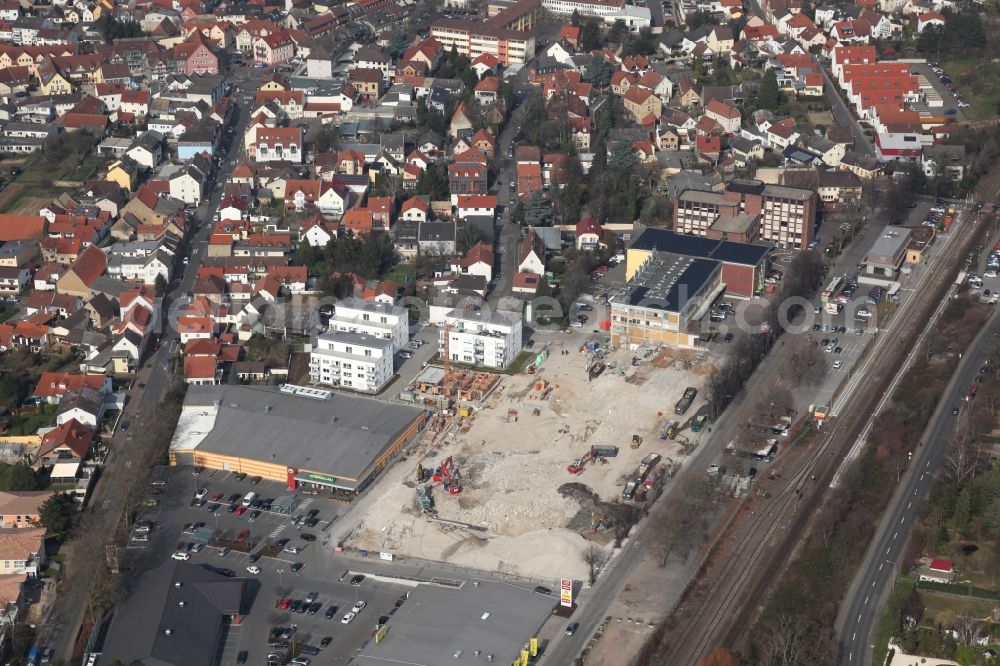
left=833, top=360, right=843, bottom=370
left=172, top=552, right=191, bottom=561
left=341, top=612, right=357, bottom=624
left=986, top=270, right=998, bottom=278
left=352, top=600, right=366, bottom=613
left=246, top=565, right=261, bottom=575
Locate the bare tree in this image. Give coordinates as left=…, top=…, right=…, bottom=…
left=753, top=614, right=831, bottom=666
left=944, top=430, right=981, bottom=485
left=782, top=336, right=827, bottom=387
left=581, top=543, right=604, bottom=585
left=953, top=614, right=986, bottom=646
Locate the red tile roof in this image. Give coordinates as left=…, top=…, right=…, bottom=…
left=39, top=418, right=93, bottom=458
left=33, top=372, right=106, bottom=400
left=0, top=214, right=46, bottom=242
left=66, top=245, right=106, bottom=286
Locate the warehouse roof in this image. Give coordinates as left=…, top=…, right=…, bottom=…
left=170, top=385, right=423, bottom=485
left=630, top=228, right=770, bottom=267
left=353, top=580, right=554, bottom=666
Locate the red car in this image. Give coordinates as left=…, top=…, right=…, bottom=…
left=234, top=505, right=247, bottom=516
left=211, top=493, right=224, bottom=502
left=279, top=597, right=292, bottom=609
left=970, top=383, right=978, bottom=393
left=237, top=528, right=250, bottom=542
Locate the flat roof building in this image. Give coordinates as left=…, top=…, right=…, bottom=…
left=353, top=580, right=555, bottom=666
left=168, top=384, right=425, bottom=496
left=672, top=178, right=818, bottom=250
left=627, top=228, right=770, bottom=298
left=611, top=251, right=723, bottom=348
left=861, top=225, right=910, bottom=285
left=309, top=330, right=394, bottom=394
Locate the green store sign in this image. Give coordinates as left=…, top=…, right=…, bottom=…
left=299, top=472, right=338, bottom=484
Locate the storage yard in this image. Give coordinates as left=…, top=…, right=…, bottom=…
left=336, top=338, right=713, bottom=582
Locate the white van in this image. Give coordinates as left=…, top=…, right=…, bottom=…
left=242, top=492, right=257, bottom=507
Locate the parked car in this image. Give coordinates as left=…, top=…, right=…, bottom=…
left=172, top=552, right=190, bottom=561
left=341, top=612, right=356, bottom=624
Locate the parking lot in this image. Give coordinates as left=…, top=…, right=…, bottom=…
left=909, top=62, right=965, bottom=117
left=124, top=467, right=416, bottom=664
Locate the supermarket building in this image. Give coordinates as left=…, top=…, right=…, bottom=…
left=168, top=384, right=425, bottom=496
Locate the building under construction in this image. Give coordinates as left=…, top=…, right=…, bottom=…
left=406, top=366, right=501, bottom=405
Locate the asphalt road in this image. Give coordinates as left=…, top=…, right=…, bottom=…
left=821, top=67, right=875, bottom=156
left=837, top=304, right=1000, bottom=665
left=487, top=79, right=532, bottom=310
left=44, top=68, right=266, bottom=662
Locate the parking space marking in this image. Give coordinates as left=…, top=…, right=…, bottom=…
left=269, top=525, right=287, bottom=538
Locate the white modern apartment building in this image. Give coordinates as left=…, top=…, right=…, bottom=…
left=329, top=298, right=409, bottom=351
left=309, top=331, right=394, bottom=394
left=439, top=308, right=523, bottom=370
left=541, top=0, right=651, bottom=26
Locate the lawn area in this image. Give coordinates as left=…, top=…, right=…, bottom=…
left=920, top=589, right=997, bottom=624
left=15, top=149, right=110, bottom=185
left=942, top=58, right=1000, bottom=121
left=383, top=262, right=416, bottom=285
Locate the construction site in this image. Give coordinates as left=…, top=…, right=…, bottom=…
left=335, top=337, right=715, bottom=583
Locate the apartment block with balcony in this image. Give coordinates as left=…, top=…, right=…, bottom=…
left=309, top=331, right=394, bottom=394
left=439, top=308, right=523, bottom=369
left=328, top=298, right=409, bottom=351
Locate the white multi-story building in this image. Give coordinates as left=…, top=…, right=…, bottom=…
left=329, top=298, right=409, bottom=351
left=309, top=331, right=394, bottom=393
left=439, top=309, right=523, bottom=370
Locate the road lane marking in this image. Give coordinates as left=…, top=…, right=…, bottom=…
left=865, top=595, right=870, bottom=604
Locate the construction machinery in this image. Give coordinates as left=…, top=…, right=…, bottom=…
left=567, top=450, right=594, bottom=474
left=416, top=484, right=435, bottom=512
left=432, top=456, right=463, bottom=495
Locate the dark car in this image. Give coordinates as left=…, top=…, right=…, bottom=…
left=350, top=574, right=365, bottom=586
left=834, top=347, right=843, bottom=354
left=723, top=333, right=734, bottom=343
left=249, top=476, right=262, bottom=485
left=301, top=533, right=316, bottom=542
left=236, top=651, right=248, bottom=664
left=325, top=605, right=338, bottom=619
left=206, top=503, right=220, bottom=512
left=248, top=553, right=260, bottom=564
left=308, top=602, right=322, bottom=614
left=276, top=538, right=290, bottom=548
left=304, top=517, right=319, bottom=528
left=290, top=562, right=304, bottom=573
left=565, top=622, right=580, bottom=636
left=746, top=468, right=758, bottom=478
left=533, top=586, right=552, bottom=595
left=249, top=510, right=261, bottom=521
left=234, top=472, right=247, bottom=482
left=320, top=637, right=332, bottom=648
left=952, top=406, right=960, bottom=415
left=120, top=421, right=129, bottom=431
left=228, top=493, right=241, bottom=503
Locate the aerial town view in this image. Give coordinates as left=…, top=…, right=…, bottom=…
left=0, top=0, right=998, bottom=662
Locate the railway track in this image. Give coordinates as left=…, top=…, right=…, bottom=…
left=657, top=203, right=986, bottom=665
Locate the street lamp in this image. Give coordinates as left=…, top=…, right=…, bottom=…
left=213, top=512, right=220, bottom=532
left=277, top=568, right=285, bottom=594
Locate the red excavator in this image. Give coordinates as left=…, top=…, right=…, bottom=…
left=432, top=456, right=463, bottom=494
